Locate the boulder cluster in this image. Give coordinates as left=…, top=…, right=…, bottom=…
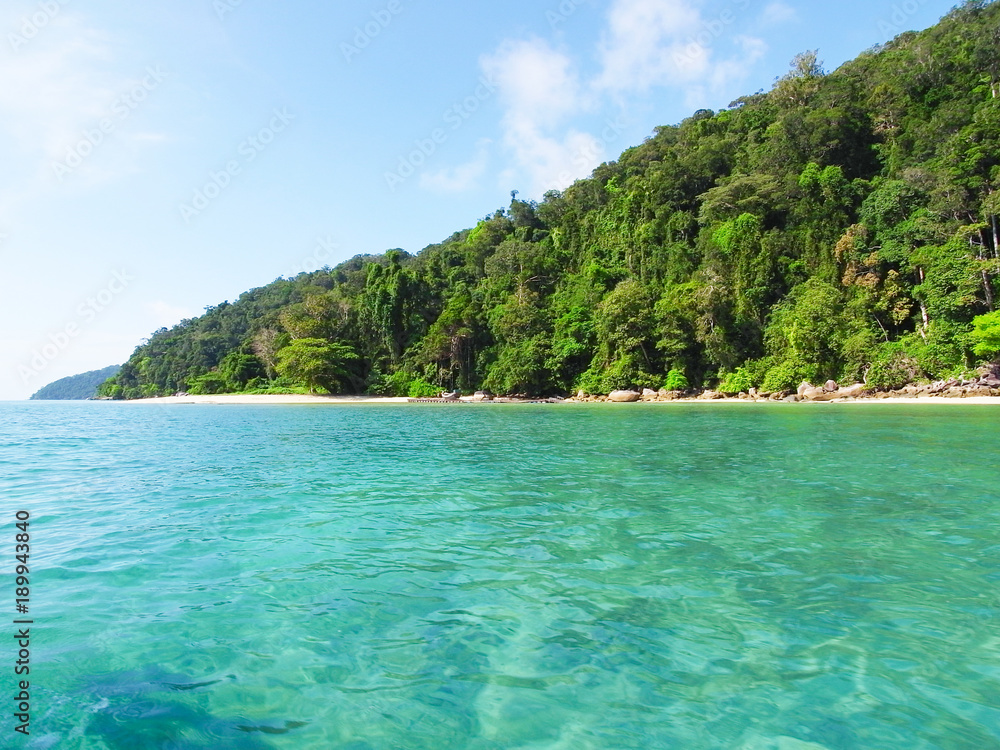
left=864, top=373, right=1000, bottom=400
left=567, top=365, right=1000, bottom=403
left=573, top=388, right=700, bottom=403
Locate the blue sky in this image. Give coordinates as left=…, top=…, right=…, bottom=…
left=0, top=0, right=960, bottom=399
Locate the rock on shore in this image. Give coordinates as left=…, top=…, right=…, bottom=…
left=566, top=365, right=1000, bottom=403
left=796, top=381, right=868, bottom=402
left=608, top=390, right=642, bottom=403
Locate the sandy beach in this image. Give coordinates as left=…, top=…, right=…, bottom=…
left=127, top=394, right=412, bottom=405
left=123, top=393, right=1000, bottom=406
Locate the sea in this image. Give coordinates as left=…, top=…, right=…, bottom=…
left=2, top=401, right=999, bottom=749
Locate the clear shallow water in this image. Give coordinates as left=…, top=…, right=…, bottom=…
left=2, top=401, right=999, bottom=749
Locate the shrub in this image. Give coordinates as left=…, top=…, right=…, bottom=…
left=242, top=376, right=310, bottom=395
left=188, top=371, right=228, bottom=395
left=243, top=377, right=267, bottom=392
left=971, top=311, right=1000, bottom=359
left=718, top=359, right=772, bottom=394
left=718, top=367, right=755, bottom=395
left=760, top=358, right=815, bottom=394
left=407, top=378, right=441, bottom=398
left=916, top=322, right=972, bottom=379
left=663, top=368, right=689, bottom=392
left=841, top=328, right=880, bottom=384
left=575, top=367, right=604, bottom=396
left=368, top=371, right=441, bottom=398
left=866, top=340, right=921, bottom=390
left=97, top=382, right=123, bottom=399
left=574, top=359, right=658, bottom=395
left=368, top=370, right=413, bottom=397
left=601, top=358, right=642, bottom=392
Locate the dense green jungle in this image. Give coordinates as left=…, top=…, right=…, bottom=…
left=101, top=2, right=1000, bottom=400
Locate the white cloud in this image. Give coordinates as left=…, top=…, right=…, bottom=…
left=509, top=128, right=605, bottom=196
left=481, top=38, right=604, bottom=196
left=420, top=140, right=492, bottom=193
left=483, top=0, right=771, bottom=197
left=708, top=35, right=769, bottom=91
left=594, top=0, right=768, bottom=98
left=680, top=34, right=768, bottom=109
left=0, top=12, right=116, bottom=167
left=0, top=10, right=167, bottom=195
left=481, top=38, right=586, bottom=129
left=762, top=2, right=797, bottom=25
left=594, top=0, right=704, bottom=92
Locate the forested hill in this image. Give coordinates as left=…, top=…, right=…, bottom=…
left=102, top=2, right=1000, bottom=400
left=32, top=365, right=122, bottom=400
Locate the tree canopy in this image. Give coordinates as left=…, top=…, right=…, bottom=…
left=102, top=2, right=1000, bottom=399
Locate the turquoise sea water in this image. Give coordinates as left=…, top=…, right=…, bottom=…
left=2, top=401, right=999, bottom=749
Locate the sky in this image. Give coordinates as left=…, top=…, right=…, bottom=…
left=0, top=0, right=962, bottom=400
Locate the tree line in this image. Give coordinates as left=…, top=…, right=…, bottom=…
left=101, top=1, right=1000, bottom=400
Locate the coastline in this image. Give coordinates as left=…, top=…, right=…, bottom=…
left=125, top=394, right=412, bottom=405
left=120, top=393, right=1000, bottom=406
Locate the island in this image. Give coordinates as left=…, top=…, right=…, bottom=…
left=99, top=4, right=1000, bottom=406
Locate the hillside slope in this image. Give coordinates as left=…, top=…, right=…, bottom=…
left=102, top=1, right=1000, bottom=399
left=32, top=365, right=122, bottom=400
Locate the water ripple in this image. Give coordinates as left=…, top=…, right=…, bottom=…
left=3, top=402, right=1000, bottom=748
